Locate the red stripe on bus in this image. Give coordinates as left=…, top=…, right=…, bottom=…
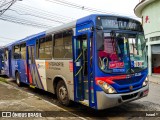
left=28, top=69, right=33, bottom=84
left=25, top=62, right=32, bottom=84
left=69, top=61, right=73, bottom=72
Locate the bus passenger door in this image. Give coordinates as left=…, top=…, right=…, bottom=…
left=27, top=46, right=36, bottom=86
left=27, top=45, right=44, bottom=89
left=73, top=33, right=95, bottom=108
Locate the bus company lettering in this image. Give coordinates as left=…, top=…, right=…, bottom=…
left=49, top=62, right=64, bottom=67
left=48, top=62, right=64, bottom=70
left=78, top=27, right=90, bottom=33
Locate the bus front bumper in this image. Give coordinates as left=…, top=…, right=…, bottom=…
left=96, top=84, right=149, bottom=110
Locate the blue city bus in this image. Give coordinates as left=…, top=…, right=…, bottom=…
left=1, top=14, right=149, bottom=109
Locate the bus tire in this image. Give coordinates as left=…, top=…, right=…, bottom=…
left=16, top=72, right=22, bottom=87
left=56, top=80, right=71, bottom=106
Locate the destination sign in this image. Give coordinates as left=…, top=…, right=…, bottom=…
left=97, top=17, right=142, bottom=31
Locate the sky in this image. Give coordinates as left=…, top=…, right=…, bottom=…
left=0, top=0, right=140, bottom=46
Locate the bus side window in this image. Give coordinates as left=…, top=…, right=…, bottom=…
left=39, top=38, right=45, bottom=59
left=53, top=30, right=72, bottom=59
left=38, top=35, right=52, bottom=59
left=63, top=30, right=72, bottom=59
left=53, top=33, right=64, bottom=58
left=45, top=35, right=52, bottom=59
left=4, top=49, right=8, bottom=61
left=13, top=45, right=21, bottom=59
left=20, top=43, right=26, bottom=60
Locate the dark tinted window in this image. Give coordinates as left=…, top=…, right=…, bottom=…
left=13, top=45, right=21, bottom=59
left=20, top=43, right=26, bottom=59
left=4, top=48, right=8, bottom=60
left=53, top=30, right=72, bottom=59
left=37, top=35, right=52, bottom=59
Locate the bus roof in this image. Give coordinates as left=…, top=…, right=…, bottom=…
left=3, top=14, right=140, bottom=48
left=3, top=31, right=45, bottom=48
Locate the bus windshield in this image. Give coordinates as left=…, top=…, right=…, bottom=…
left=98, top=32, right=147, bottom=74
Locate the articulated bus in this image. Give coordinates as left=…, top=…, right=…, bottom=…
left=0, top=14, right=149, bottom=109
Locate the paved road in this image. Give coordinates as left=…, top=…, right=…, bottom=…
left=1, top=77, right=160, bottom=120
left=0, top=81, right=86, bottom=120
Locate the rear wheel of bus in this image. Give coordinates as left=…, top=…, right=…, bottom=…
left=16, top=72, right=22, bottom=87
left=56, top=80, right=71, bottom=106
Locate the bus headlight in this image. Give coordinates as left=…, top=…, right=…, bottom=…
left=143, top=77, right=149, bottom=87
left=97, top=80, right=117, bottom=94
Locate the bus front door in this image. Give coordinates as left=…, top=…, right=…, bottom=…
left=73, top=33, right=95, bottom=108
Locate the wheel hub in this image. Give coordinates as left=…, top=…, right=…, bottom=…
left=59, top=86, right=67, bottom=100
left=16, top=77, right=20, bottom=84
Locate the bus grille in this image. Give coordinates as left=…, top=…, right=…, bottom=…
left=121, top=92, right=138, bottom=101
left=113, top=76, right=143, bottom=85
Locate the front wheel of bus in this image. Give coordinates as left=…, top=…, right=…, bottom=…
left=16, top=72, right=22, bottom=87
left=56, top=80, right=70, bottom=106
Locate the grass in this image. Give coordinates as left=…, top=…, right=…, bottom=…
left=0, top=77, right=8, bottom=83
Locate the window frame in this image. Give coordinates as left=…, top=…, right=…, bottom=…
left=36, top=29, right=73, bottom=60
left=4, top=48, right=9, bottom=61
left=20, top=42, right=26, bottom=60
left=13, top=44, right=21, bottom=59
left=53, top=30, right=73, bottom=60
left=36, top=35, right=53, bottom=60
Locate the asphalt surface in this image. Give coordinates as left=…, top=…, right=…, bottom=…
left=1, top=76, right=160, bottom=120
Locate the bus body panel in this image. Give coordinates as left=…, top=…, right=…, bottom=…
left=94, top=63, right=148, bottom=93
left=41, top=59, right=74, bottom=100
left=11, top=59, right=27, bottom=83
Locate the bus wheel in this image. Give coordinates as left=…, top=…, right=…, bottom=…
left=16, top=72, right=22, bottom=87
left=56, top=80, right=70, bottom=106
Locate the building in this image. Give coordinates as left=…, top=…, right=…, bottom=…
left=134, top=0, right=160, bottom=76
